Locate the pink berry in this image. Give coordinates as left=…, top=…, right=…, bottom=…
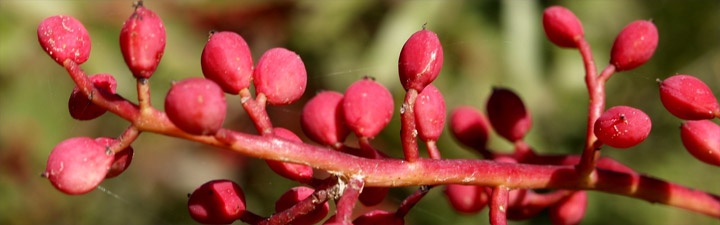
left=68, top=73, right=117, bottom=120
left=680, top=120, right=720, bottom=166
left=300, top=91, right=349, bottom=147
left=486, top=88, right=532, bottom=142
left=444, top=184, right=488, bottom=214
left=119, top=2, right=166, bottom=78
left=550, top=191, right=587, bottom=225
left=353, top=210, right=404, bottom=225
left=594, top=106, right=651, bottom=148
left=188, top=179, right=246, bottom=224
left=43, top=137, right=113, bottom=195
left=415, top=84, right=446, bottom=142
left=610, top=20, right=658, bottom=71
left=94, top=137, right=134, bottom=179
left=398, top=28, right=444, bottom=91
left=165, top=78, right=227, bottom=135
left=275, top=186, right=330, bottom=225
left=659, top=75, right=720, bottom=120
left=542, top=6, right=584, bottom=48
left=265, top=128, right=314, bottom=182
left=37, top=15, right=91, bottom=65
left=342, top=78, right=394, bottom=138
left=201, top=31, right=254, bottom=94
left=359, top=186, right=389, bottom=206
left=450, top=106, right=491, bottom=150
left=253, top=48, right=307, bottom=105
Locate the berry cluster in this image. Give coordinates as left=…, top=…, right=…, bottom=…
left=36, top=2, right=720, bottom=225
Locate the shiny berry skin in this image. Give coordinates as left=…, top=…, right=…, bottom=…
left=659, top=75, right=720, bottom=120
left=594, top=106, right=651, bottom=148
left=300, top=91, right=349, bottom=147
left=264, top=127, right=314, bottom=182
left=342, top=78, right=394, bottom=138
left=201, top=31, right=254, bottom=94
left=610, top=20, right=658, bottom=71
left=188, top=179, right=246, bottom=224
left=398, top=28, right=444, bottom=91
left=542, top=6, right=584, bottom=48
left=486, top=88, right=532, bottom=142
left=353, top=210, right=404, bottom=225
left=37, top=15, right=91, bottom=65
left=680, top=120, right=720, bottom=166
left=165, top=78, right=227, bottom=135
left=253, top=48, right=307, bottom=105
left=119, top=3, right=166, bottom=78
left=450, top=106, right=491, bottom=150
left=43, top=137, right=113, bottom=195
left=444, top=184, right=488, bottom=214
left=275, top=186, right=330, bottom=225
left=68, top=73, right=117, bottom=120
left=95, top=137, right=134, bottom=179
left=415, top=84, right=446, bottom=142
left=550, top=191, right=587, bottom=225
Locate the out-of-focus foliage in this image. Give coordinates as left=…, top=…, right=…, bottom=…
left=1, top=0, right=719, bottom=224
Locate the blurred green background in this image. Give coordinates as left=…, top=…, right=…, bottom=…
left=1, top=0, right=719, bottom=224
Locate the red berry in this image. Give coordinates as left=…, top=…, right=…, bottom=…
left=165, top=78, right=227, bottom=135
left=68, top=73, right=117, bottom=120
left=353, top=210, right=404, bottom=225
left=253, top=48, right=307, bottom=105
left=358, top=186, right=389, bottom=206
left=37, top=15, right=91, bottom=65
left=188, top=179, right=246, bottom=224
left=444, top=184, right=488, bottom=214
left=610, top=20, right=658, bottom=71
left=43, top=137, right=113, bottom=195
left=415, top=84, right=446, bottom=142
left=275, top=186, right=330, bottom=225
left=659, top=75, right=720, bottom=120
left=594, top=106, right=651, bottom=148
left=265, top=128, right=314, bottom=182
left=201, top=31, right=254, bottom=94
left=549, top=191, right=587, bottom=225
left=342, top=78, right=394, bottom=138
left=94, top=137, right=134, bottom=179
left=450, top=106, right=491, bottom=150
left=119, top=3, right=166, bottom=78
left=542, top=6, right=584, bottom=48
left=301, top=91, right=349, bottom=147
left=680, top=120, right=720, bottom=166
left=398, top=28, right=444, bottom=91
left=486, top=88, right=532, bottom=142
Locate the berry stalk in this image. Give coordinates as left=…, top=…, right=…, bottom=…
left=400, top=89, right=420, bottom=162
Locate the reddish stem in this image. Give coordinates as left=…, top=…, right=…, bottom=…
left=239, top=211, right=266, bottom=225
left=63, top=60, right=140, bottom=122
left=426, top=141, right=441, bottom=160
left=490, top=186, right=509, bottom=225
left=136, top=78, right=151, bottom=112
left=108, top=125, right=140, bottom=154
left=335, top=178, right=363, bottom=224
left=395, top=185, right=432, bottom=218
left=240, top=89, right=273, bottom=135
left=400, top=89, right=420, bottom=162
left=259, top=178, right=337, bottom=225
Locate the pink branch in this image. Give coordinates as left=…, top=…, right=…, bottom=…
left=490, top=186, right=509, bottom=225
left=108, top=125, right=140, bottom=154
left=240, top=89, right=273, bottom=135
left=334, top=178, right=363, bottom=224
left=400, top=89, right=420, bottom=162
left=576, top=38, right=603, bottom=177
left=259, top=179, right=336, bottom=225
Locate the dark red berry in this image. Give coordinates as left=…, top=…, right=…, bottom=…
left=43, top=137, right=113, bottom=195
left=486, top=88, right=532, bottom=142
left=680, top=120, right=720, bottom=167
left=415, top=84, right=446, bottom=142
left=542, top=6, right=584, bottom=48
left=165, top=78, right=227, bottom=135
left=253, top=48, right=307, bottom=105
left=358, top=186, right=389, bottom=206
left=201, top=31, right=254, bottom=94
left=550, top=191, right=587, bottom=225
left=301, top=91, right=349, bottom=147
left=119, top=3, right=166, bottom=78
left=95, top=137, right=134, bottom=179
left=68, top=73, right=117, bottom=120
left=275, top=186, right=330, bottom=225
left=353, top=210, right=404, bottom=225
left=188, top=179, right=246, bottom=224
left=342, top=78, right=394, bottom=138
left=265, top=127, right=314, bottom=182
left=610, top=20, right=658, bottom=71
left=398, top=28, right=444, bottom=91
left=37, top=15, right=91, bottom=65
left=444, top=184, right=488, bottom=214
left=450, top=106, right=491, bottom=150
left=594, top=106, right=651, bottom=148
left=659, top=75, right=720, bottom=120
